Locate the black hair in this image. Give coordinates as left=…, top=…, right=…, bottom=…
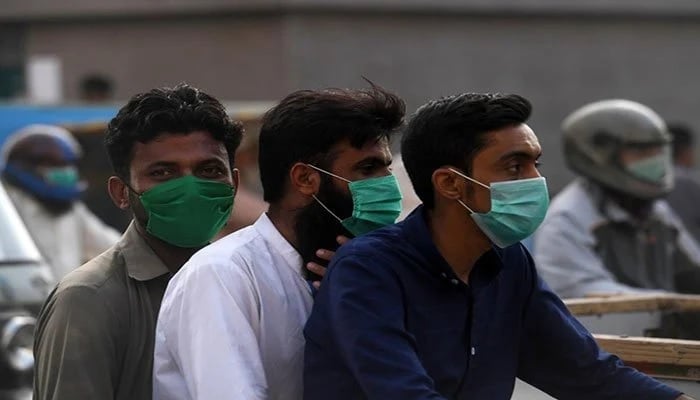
left=258, top=82, right=405, bottom=203
left=401, top=93, right=532, bottom=209
left=667, top=122, right=694, bottom=161
left=105, top=84, right=243, bottom=180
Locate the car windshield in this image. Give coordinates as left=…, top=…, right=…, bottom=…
left=0, top=182, right=43, bottom=264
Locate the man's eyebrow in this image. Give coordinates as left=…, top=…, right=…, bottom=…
left=195, top=157, right=229, bottom=166
left=352, top=156, right=393, bottom=168
left=144, top=161, right=178, bottom=169
left=498, top=150, right=542, bottom=161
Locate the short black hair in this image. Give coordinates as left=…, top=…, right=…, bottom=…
left=258, top=82, right=405, bottom=203
left=667, top=122, right=694, bottom=160
left=401, top=93, right=532, bottom=209
left=105, top=84, right=243, bottom=180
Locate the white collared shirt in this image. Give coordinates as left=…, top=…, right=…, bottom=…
left=153, top=213, right=314, bottom=400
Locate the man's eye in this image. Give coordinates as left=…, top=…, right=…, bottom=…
left=507, top=164, right=521, bottom=174
left=201, top=167, right=224, bottom=177
left=150, top=169, right=171, bottom=177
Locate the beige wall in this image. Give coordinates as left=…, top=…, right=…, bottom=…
left=18, top=10, right=700, bottom=192
left=26, top=16, right=289, bottom=101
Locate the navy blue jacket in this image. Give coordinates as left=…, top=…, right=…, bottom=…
left=303, top=206, right=681, bottom=400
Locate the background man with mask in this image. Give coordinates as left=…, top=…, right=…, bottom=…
left=665, top=122, right=700, bottom=244
left=33, top=84, right=242, bottom=400
left=304, top=93, right=691, bottom=400
left=534, top=100, right=700, bottom=300
left=153, top=83, right=405, bottom=400
left=0, top=124, right=120, bottom=281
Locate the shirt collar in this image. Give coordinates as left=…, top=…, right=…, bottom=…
left=119, top=222, right=171, bottom=281
left=254, top=213, right=305, bottom=280
left=400, top=205, right=503, bottom=290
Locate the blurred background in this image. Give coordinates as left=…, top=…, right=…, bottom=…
left=1, top=0, right=700, bottom=227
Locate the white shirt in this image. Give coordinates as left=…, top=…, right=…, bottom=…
left=5, top=184, right=120, bottom=281
left=153, top=213, right=314, bottom=400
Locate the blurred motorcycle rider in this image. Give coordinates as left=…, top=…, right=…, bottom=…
left=535, top=100, right=700, bottom=302
left=0, top=124, right=120, bottom=281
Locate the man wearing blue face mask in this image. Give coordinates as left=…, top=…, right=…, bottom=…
left=534, top=101, right=700, bottom=301
left=304, top=93, right=692, bottom=400
left=0, top=124, right=120, bottom=281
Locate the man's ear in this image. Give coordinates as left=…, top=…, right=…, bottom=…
left=231, top=168, right=240, bottom=196
left=432, top=167, right=466, bottom=203
left=290, top=162, right=321, bottom=197
left=107, top=176, right=130, bottom=210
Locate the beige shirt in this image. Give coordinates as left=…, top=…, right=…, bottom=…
left=33, top=222, right=171, bottom=400
left=5, top=183, right=120, bottom=281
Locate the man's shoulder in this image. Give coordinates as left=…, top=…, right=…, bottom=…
left=186, top=224, right=262, bottom=270
left=333, top=224, right=408, bottom=268
left=54, top=244, right=127, bottom=298
left=165, top=225, right=262, bottom=297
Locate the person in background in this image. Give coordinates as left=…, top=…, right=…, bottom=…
left=79, top=74, right=114, bottom=103
left=153, top=83, right=405, bottom=400
left=0, top=124, right=120, bottom=281
left=534, top=100, right=700, bottom=300
left=665, top=122, right=700, bottom=243
left=33, top=84, right=243, bottom=400
left=303, top=93, right=692, bottom=400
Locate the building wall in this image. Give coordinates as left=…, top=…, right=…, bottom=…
left=18, top=8, right=700, bottom=192
left=26, top=16, right=289, bottom=102
left=287, top=14, right=700, bottom=191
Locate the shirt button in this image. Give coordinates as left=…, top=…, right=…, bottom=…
left=440, top=272, right=448, bottom=279
left=471, top=347, right=476, bottom=356
left=450, top=278, right=459, bottom=286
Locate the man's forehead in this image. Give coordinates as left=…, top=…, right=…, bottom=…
left=131, top=132, right=228, bottom=164
left=331, top=137, right=391, bottom=157
left=483, top=124, right=541, bottom=154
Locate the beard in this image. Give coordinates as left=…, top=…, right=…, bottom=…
left=294, top=177, right=354, bottom=280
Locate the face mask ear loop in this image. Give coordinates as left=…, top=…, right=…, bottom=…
left=457, top=199, right=477, bottom=215
left=306, top=164, right=351, bottom=183
left=123, top=180, right=143, bottom=198
left=447, top=168, right=490, bottom=190
left=312, top=194, right=344, bottom=224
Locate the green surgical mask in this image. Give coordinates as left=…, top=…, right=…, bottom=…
left=136, top=175, right=235, bottom=248
left=44, top=166, right=80, bottom=187
left=450, top=168, right=549, bottom=248
left=625, top=153, right=669, bottom=183
left=308, top=165, right=403, bottom=237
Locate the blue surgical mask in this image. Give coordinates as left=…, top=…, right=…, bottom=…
left=308, top=165, right=403, bottom=237
left=450, top=168, right=549, bottom=248
left=625, top=153, right=669, bottom=183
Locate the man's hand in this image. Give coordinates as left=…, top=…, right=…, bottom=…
left=308, top=235, right=350, bottom=289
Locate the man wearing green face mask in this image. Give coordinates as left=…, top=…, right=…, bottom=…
left=0, top=124, right=120, bottom=281
left=153, top=83, right=406, bottom=400
left=303, top=93, right=691, bottom=400
left=33, top=84, right=243, bottom=400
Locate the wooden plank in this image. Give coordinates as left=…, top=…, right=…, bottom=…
left=565, top=294, right=700, bottom=316
left=594, top=334, right=700, bottom=380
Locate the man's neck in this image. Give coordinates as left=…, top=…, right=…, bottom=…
left=266, top=204, right=299, bottom=249
left=427, top=206, right=492, bottom=283
left=134, top=222, right=199, bottom=274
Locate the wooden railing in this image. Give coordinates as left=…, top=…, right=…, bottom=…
left=565, top=294, right=700, bottom=382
